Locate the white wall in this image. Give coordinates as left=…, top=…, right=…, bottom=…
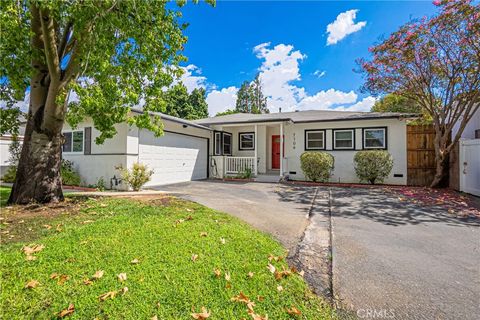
left=452, top=108, right=480, bottom=140
left=284, top=119, right=408, bottom=185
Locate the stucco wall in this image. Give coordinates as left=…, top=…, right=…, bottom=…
left=284, top=118, right=408, bottom=185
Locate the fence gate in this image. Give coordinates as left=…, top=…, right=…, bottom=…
left=407, top=125, right=436, bottom=186
left=459, top=139, right=480, bottom=196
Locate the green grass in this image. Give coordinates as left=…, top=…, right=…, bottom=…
left=1, top=196, right=334, bottom=319
left=0, top=186, right=11, bottom=207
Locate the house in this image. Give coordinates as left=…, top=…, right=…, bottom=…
left=195, top=110, right=413, bottom=184
left=1, top=109, right=414, bottom=188
left=61, top=109, right=414, bottom=188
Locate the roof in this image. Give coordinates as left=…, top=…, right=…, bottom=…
left=131, top=108, right=211, bottom=131
left=194, top=110, right=418, bottom=126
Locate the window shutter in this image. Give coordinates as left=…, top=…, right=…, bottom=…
left=84, top=127, right=92, bottom=155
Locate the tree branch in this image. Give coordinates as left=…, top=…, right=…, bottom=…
left=39, top=8, right=61, bottom=81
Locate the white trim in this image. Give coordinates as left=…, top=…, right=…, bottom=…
left=363, top=128, right=386, bottom=149
left=333, top=129, right=354, bottom=150
left=62, top=129, right=84, bottom=154
left=239, top=132, right=255, bottom=150
left=222, top=132, right=232, bottom=156
left=280, top=122, right=284, bottom=176
left=254, top=125, right=258, bottom=175
left=306, top=130, right=325, bottom=150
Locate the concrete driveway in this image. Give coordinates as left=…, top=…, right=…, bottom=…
left=156, top=181, right=480, bottom=319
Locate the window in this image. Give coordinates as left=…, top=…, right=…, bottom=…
left=63, top=130, right=84, bottom=153
left=333, top=129, right=354, bottom=150
left=239, top=132, right=255, bottom=150
left=223, top=132, right=232, bottom=155
left=214, top=132, right=222, bottom=155
left=305, top=130, right=325, bottom=150
left=363, top=128, right=387, bottom=149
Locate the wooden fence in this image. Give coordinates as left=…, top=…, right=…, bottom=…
left=407, top=125, right=436, bottom=186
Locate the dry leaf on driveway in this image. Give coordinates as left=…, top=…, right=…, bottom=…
left=57, top=303, right=75, bottom=318
left=25, top=280, right=39, bottom=289
left=286, top=306, right=302, bottom=316
left=118, top=273, right=127, bottom=282
left=191, top=306, right=210, bottom=319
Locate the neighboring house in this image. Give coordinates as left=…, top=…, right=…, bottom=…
left=194, top=110, right=414, bottom=185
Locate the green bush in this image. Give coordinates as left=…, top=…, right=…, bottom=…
left=2, top=166, right=17, bottom=183
left=61, top=159, right=81, bottom=186
left=121, top=162, right=153, bottom=191
left=300, top=151, right=334, bottom=182
left=354, top=150, right=393, bottom=184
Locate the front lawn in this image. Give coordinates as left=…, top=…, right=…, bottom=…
left=0, top=195, right=334, bottom=319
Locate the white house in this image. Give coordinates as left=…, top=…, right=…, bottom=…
left=60, top=109, right=414, bottom=188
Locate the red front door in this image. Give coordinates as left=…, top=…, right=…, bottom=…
left=272, top=135, right=283, bottom=169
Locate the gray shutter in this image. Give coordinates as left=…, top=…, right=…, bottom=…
left=84, top=127, right=92, bottom=155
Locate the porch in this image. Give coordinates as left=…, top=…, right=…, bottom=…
left=210, top=121, right=286, bottom=180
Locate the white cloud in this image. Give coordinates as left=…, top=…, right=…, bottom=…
left=297, top=89, right=357, bottom=111
left=334, top=96, right=377, bottom=112
left=179, top=64, right=207, bottom=93
left=313, top=70, right=326, bottom=78
left=205, top=86, right=238, bottom=116
left=326, top=10, right=366, bottom=45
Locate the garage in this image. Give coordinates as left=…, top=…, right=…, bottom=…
left=138, top=130, right=208, bottom=186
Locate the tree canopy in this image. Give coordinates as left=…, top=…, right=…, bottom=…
left=359, top=0, right=479, bottom=187
left=163, top=83, right=208, bottom=120
left=235, top=74, right=269, bottom=114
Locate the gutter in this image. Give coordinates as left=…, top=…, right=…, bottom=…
left=130, top=108, right=212, bottom=131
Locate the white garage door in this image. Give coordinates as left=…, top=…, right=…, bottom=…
left=139, top=131, right=208, bottom=186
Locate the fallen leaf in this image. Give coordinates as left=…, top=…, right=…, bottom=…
left=298, top=270, right=305, bottom=277
left=92, top=270, right=104, bottom=280
left=50, top=273, right=59, bottom=279
left=257, top=295, right=264, bottom=302
left=82, top=220, right=94, bottom=224
left=186, top=208, right=193, bottom=212
left=57, top=304, right=75, bottom=318
left=44, top=224, right=52, bottom=230
left=268, top=254, right=283, bottom=262
left=225, top=282, right=232, bottom=289
left=224, top=272, right=231, bottom=281
left=175, top=219, right=185, bottom=224
left=213, top=268, right=221, bottom=278
left=186, top=215, right=193, bottom=220
left=200, top=232, right=208, bottom=237
left=191, top=254, right=199, bottom=262
left=277, top=285, right=283, bottom=292
left=83, top=279, right=93, bottom=285
left=286, top=306, right=302, bottom=316
left=220, top=238, right=226, bottom=244
left=121, top=287, right=128, bottom=295
left=248, top=309, right=268, bottom=320
left=25, top=280, right=40, bottom=289
left=131, top=258, right=140, bottom=264
left=58, top=274, right=70, bottom=285
left=25, top=255, right=37, bottom=261
left=231, top=292, right=256, bottom=310
left=99, top=291, right=117, bottom=301
left=118, top=273, right=127, bottom=282
left=151, top=316, right=158, bottom=320
left=22, top=244, right=45, bottom=255
left=274, top=266, right=292, bottom=280
left=267, top=263, right=276, bottom=274
left=247, top=272, right=254, bottom=278
left=191, top=306, right=210, bottom=319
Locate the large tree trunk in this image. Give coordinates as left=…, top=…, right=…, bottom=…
left=430, top=128, right=450, bottom=188
left=7, top=79, right=65, bottom=204
left=8, top=5, right=65, bottom=204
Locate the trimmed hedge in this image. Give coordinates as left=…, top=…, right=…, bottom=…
left=354, top=150, right=393, bottom=184
left=300, top=151, right=334, bottom=182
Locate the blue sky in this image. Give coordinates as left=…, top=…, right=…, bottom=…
left=176, top=1, right=438, bottom=115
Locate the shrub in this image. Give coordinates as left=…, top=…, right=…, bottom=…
left=95, top=177, right=106, bottom=191
left=121, top=162, right=153, bottom=191
left=61, top=159, right=81, bottom=186
left=236, top=167, right=253, bottom=179
left=2, top=166, right=17, bottom=183
left=354, top=150, right=393, bottom=184
left=300, top=152, right=334, bottom=182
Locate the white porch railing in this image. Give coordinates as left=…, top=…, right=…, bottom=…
left=225, top=157, right=256, bottom=175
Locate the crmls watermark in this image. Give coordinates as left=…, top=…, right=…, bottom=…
left=357, top=308, right=395, bottom=319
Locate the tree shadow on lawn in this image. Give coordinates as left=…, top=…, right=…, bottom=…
left=331, top=187, right=480, bottom=227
